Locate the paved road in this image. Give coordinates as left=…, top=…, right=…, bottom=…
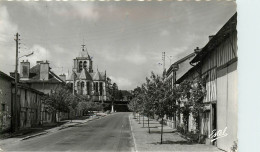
left=1, top=112, right=134, bottom=152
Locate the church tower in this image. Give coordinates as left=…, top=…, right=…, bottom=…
left=73, top=45, right=93, bottom=73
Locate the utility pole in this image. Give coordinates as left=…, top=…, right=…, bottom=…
left=162, top=52, right=165, bottom=71
left=13, top=33, right=20, bottom=132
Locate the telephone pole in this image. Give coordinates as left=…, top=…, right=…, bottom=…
left=162, top=52, right=165, bottom=71
left=12, top=32, right=20, bottom=132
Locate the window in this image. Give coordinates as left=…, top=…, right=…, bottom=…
left=81, top=82, right=85, bottom=95
left=99, top=82, right=103, bottom=95
left=83, top=61, right=87, bottom=69
left=25, top=90, right=27, bottom=101
left=1, top=104, right=6, bottom=111
left=87, top=82, right=90, bottom=95
left=95, top=82, right=98, bottom=92
left=79, top=61, right=83, bottom=72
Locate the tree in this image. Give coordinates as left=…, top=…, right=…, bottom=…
left=178, top=78, right=206, bottom=135
left=127, top=97, right=138, bottom=119
left=42, top=86, right=73, bottom=122
left=149, top=71, right=179, bottom=144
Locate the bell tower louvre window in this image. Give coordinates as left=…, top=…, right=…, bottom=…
left=83, top=61, right=87, bottom=70
left=79, top=61, right=83, bottom=72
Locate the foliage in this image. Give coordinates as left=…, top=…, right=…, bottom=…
left=177, top=77, right=206, bottom=133
left=42, top=86, right=73, bottom=113
left=77, top=101, right=103, bottom=114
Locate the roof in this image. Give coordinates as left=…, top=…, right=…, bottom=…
left=166, top=52, right=196, bottom=76
left=67, top=69, right=106, bottom=81
left=77, top=49, right=91, bottom=60
left=18, top=83, right=44, bottom=95
left=92, top=71, right=106, bottom=81
left=79, top=68, right=93, bottom=80
left=175, top=65, right=198, bottom=84
left=191, top=13, right=237, bottom=63
left=0, top=71, right=15, bottom=81
left=21, top=64, right=65, bottom=84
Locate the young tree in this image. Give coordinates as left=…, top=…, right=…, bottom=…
left=178, top=78, right=206, bottom=135
left=149, top=71, right=178, bottom=144
left=43, top=86, right=73, bottom=122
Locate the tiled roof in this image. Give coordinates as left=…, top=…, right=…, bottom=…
left=0, top=71, right=14, bottom=81
left=191, top=13, right=237, bottom=63
left=77, top=50, right=91, bottom=60
left=92, top=71, right=106, bottom=81
left=79, top=68, right=92, bottom=80
left=21, top=64, right=65, bottom=84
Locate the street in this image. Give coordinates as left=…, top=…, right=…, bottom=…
left=1, top=113, right=133, bottom=152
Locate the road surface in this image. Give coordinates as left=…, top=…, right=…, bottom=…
left=1, top=112, right=134, bottom=152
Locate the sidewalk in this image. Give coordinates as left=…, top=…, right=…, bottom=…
left=129, top=114, right=222, bottom=152
left=0, top=114, right=104, bottom=147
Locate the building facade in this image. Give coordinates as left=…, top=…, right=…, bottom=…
left=165, top=52, right=196, bottom=129
left=173, top=13, right=237, bottom=151
left=16, top=84, right=43, bottom=129
left=0, top=71, right=44, bottom=132
left=0, top=71, right=14, bottom=133
left=66, top=46, right=107, bottom=102
left=190, top=13, right=237, bottom=151
left=19, top=60, right=66, bottom=123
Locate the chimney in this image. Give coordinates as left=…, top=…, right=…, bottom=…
left=59, top=74, right=66, bottom=82
left=36, top=61, right=44, bottom=64
left=194, top=47, right=201, bottom=54
left=40, top=61, right=49, bottom=80
left=209, top=35, right=215, bottom=41
left=20, top=60, right=30, bottom=80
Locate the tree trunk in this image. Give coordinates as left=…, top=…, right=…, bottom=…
left=139, top=113, right=141, bottom=124
left=198, top=112, right=201, bottom=142
left=143, top=113, right=144, bottom=127
left=148, top=114, right=150, bottom=133
left=161, top=117, right=163, bottom=144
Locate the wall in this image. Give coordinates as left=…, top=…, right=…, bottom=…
left=0, top=78, right=12, bottom=132
left=31, top=83, right=60, bottom=94
left=217, top=61, right=237, bottom=151
left=176, top=57, right=194, bottom=81
left=18, top=87, right=42, bottom=129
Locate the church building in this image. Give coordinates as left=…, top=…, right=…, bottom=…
left=66, top=45, right=107, bottom=102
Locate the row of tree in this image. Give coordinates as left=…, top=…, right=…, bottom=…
left=43, top=84, right=105, bottom=122
left=127, top=71, right=206, bottom=144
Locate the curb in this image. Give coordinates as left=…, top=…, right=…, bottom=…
left=20, top=115, right=108, bottom=141
left=21, top=131, right=49, bottom=141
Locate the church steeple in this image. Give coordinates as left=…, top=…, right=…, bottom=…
left=81, top=44, right=86, bottom=51
left=73, top=44, right=93, bottom=73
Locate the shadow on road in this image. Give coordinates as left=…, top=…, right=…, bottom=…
left=150, top=140, right=194, bottom=145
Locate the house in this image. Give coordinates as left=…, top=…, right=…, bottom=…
left=66, top=46, right=108, bottom=102
left=176, top=13, right=237, bottom=151
left=0, top=71, right=14, bottom=133
left=18, top=60, right=66, bottom=123
left=19, top=60, right=66, bottom=94
left=189, top=13, right=237, bottom=151
left=0, top=71, right=44, bottom=132
left=165, top=52, right=196, bottom=129
left=15, top=83, right=44, bottom=129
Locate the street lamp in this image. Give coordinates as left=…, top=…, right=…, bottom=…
left=18, top=51, right=34, bottom=59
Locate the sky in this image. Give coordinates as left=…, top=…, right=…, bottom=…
left=0, top=1, right=236, bottom=90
